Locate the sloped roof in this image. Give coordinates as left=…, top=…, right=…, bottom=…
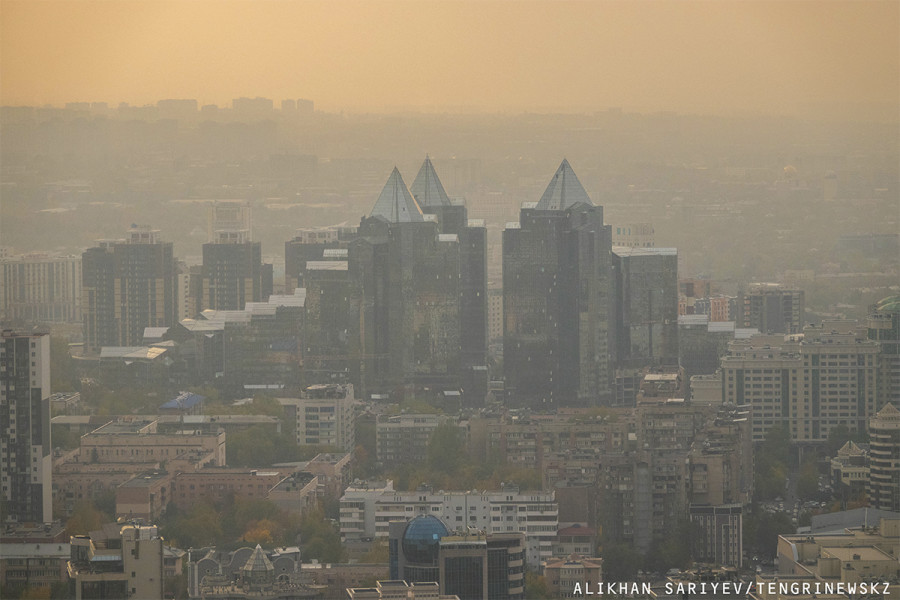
left=410, top=156, right=451, bottom=208
left=875, top=402, right=899, bottom=418
left=536, top=159, right=593, bottom=210
left=242, top=544, right=274, bottom=573
left=370, top=168, right=424, bottom=222
left=160, top=392, right=205, bottom=411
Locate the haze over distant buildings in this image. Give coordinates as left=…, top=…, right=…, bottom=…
left=1, top=1, right=897, bottom=120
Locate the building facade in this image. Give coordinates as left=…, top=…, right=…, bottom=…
left=278, top=384, right=356, bottom=451
left=341, top=483, right=557, bottom=568
left=82, top=227, right=177, bottom=354
left=868, top=297, right=900, bottom=406
left=737, top=283, right=805, bottom=335
left=867, top=403, right=900, bottom=512
left=0, top=331, right=52, bottom=524
left=689, top=504, right=743, bottom=568
left=721, top=322, right=881, bottom=442
left=0, top=253, right=82, bottom=323
left=503, top=160, right=614, bottom=408
left=387, top=515, right=526, bottom=600
left=68, top=524, right=164, bottom=600
left=612, top=247, right=678, bottom=368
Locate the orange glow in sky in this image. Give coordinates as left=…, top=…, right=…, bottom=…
left=1, top=0, right=897, bottom=117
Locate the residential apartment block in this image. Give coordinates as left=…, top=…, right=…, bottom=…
left=721, top=322, right=881, bottom=442
left=0, top=253, right=82, bottom=323
left=278, top=384, right=356, bottom=451
left=81, top=227, right=177, bottom=354
left=340, top=483, right=557, bottom=568
left=0, top=331, right=52, bottom=524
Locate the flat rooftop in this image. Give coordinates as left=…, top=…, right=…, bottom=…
left=822, top=546, right=894, bottom=562
left=89, top=418, right=157, bottom=435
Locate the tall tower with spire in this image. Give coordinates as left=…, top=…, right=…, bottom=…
left=502, top=160, right=615, bottom=407
left=351, top=166, right=463, bottom=398
left=411, top=157, right=488, bottom=405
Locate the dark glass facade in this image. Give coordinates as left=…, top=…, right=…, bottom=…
left=503, top=163, right=614, bottom=408
left=81, top=230, right=177, bottom=354
left=612, top=248, right=679, bottom=368
left=201, top=241, right=268, bottom=310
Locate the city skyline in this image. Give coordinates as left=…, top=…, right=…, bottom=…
left=1, top=0, right=897, bottom=120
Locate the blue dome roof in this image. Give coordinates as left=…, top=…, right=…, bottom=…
left=402, top=515, right=449, bottom=565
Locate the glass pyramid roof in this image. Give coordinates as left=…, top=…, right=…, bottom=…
left=370, top=167, right=425, bottom=223
left=535, top=159, right=593, bottom=210
left=410, top=156, right=451, bottom=207
left=242, top=544, right=274, bottom=573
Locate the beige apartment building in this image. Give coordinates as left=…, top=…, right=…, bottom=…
left=721, top=322, right=881, bottom=442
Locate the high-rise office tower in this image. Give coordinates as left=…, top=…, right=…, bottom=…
left=503, top=160, right=614, bottom=407
left=284, top=227, right=356, bottom=290
left=411, top=157, right=488, bottom=404
left=200, top=202, right=271, bottom=311
left=868, top=296, right=900, bottom=405
left=82, top=227, right=177, bottom=354
left=0, top=331, right=52, bottom=524
left=302, top=258, right=358, bottom=385
left=612, top=246, right=679, bottom=368
left=350, top=167, right=469, bottom=398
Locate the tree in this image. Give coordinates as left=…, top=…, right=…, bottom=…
left=66, top=501, right=109, bottom=536
left=524, top=572, right=552, bottom=600
left=427, top=424, right=465, bottom=475
left=243, top=518, right=278, bottom=545
left=360, top=540, right=389, bottom=563
left=299, top=506, right=345, bottom=563
left=601, top=542, right=643, bottom=581
left=754, top=425, right=791, bottom=501
left=796, top=459, right=819, bottom=500
left=50, top=337, right=76, bottom=393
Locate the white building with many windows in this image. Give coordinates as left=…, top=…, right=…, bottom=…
left=721, top=321, right=881, bottom=442
left=340, top=482, right=557, bottom=568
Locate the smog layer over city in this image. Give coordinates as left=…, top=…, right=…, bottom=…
left=0, top=2, right=898, bottom=600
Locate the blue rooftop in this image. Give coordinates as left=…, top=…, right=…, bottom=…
left=160, top=392, right=205, bottom=411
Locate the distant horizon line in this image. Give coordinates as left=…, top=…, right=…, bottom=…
left=3, top=99, right=898, bottom=123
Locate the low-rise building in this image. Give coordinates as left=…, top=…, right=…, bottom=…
left=278, top=383, right=356, bottom=451
left=376, top=413, right=452, bottom=466
left=0, top=542, right=70, bottom=593
left=342, top=483, right=556, bottom=569
left=543, top=556, right=603, bottom=600
left=266, top=471, right=319, bottom=517
left=78, top=417, right=226, bottom=467
left=188, top=544, right=317, bottom=599
left=116, top=470, right=172, bottom=522
left=829, top=441, right=869, bottom=507
left=347, top=580, right=459, bottom=600
left=301, top=452, right=352, bottom=499
left=775, top=517, right=899, bottom=585
left=68, top=524, right=164, bottom=600
left=170, top=468, right=287, bottom=512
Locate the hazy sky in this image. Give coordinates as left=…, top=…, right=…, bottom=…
left=1, top=0, right=897, bottom=117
